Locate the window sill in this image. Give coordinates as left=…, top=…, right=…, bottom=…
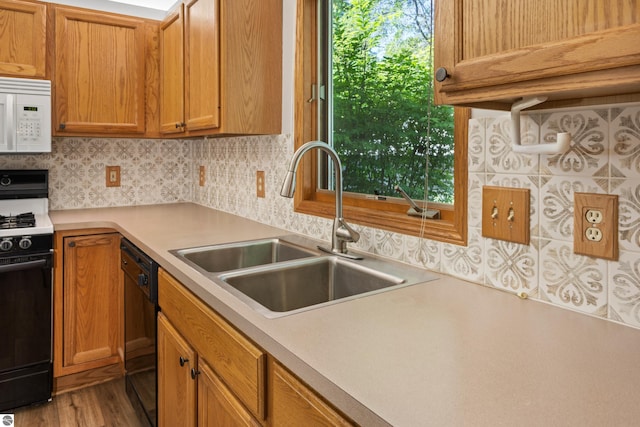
left=294, top=198, right=467, bottom=246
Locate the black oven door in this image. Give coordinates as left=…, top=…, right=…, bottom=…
left=0, top=254, right=53, bottom=411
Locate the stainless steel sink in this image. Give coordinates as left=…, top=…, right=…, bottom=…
left=218, top=256, right=436, bottom=317
left=171, top=238, right=319, bottom=273
left=173, top=236, right=438, bottom=318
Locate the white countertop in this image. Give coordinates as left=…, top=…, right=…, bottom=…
left=51, top=203, right=640, bottom=426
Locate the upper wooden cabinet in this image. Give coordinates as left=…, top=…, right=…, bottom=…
left=159, top=4, right=186, bottom=135
left=434, top=0, right=640, bottom=107
left=53, top=7, right=146, bottom=134
left=159, top=0, right=282, bottom=137
left=0, top=0, right=46, bottom=78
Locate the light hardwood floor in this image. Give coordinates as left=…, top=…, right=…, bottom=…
left=13, top=378, right=145, bottom=427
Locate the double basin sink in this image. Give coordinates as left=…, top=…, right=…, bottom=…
left=171, top=236, right=437, bottom=318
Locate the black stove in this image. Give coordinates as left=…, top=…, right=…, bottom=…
left=0, top=169, right=53, bottom=412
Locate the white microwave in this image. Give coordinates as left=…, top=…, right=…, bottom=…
left=0, top=77, right=51, bottom=153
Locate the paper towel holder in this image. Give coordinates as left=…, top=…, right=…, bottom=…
left=511, top=96, right=571, bottom=155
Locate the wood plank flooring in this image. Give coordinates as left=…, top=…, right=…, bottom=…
left=13, top=378, right=146, bottom=427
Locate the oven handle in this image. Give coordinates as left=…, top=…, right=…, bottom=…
left=0, top=258, right=48, bottom=273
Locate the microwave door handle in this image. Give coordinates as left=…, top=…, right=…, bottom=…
left=5, top=94, right=15, bottom=151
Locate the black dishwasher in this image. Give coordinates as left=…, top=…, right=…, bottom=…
left=121, top=237, right=158, bottom=427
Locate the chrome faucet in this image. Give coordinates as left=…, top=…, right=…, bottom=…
left=280, top=141, right=361, bottom=259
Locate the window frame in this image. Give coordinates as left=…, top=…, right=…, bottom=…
left=293, top=0, right=468, bottom=245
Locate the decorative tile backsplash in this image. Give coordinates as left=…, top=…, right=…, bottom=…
left=0, top=137, right=192, bottom=210
left=2, top=103, right=639, bottom=330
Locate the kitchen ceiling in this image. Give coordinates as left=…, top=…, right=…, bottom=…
left=110, top=0, right=176, bottom=11
left=52, top=0, right=177, bottom=19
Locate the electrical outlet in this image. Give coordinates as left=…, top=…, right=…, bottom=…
left=574, top=193, right=618, bottom=260
left=256, top=171, right=265, bottom=198
left=199, top=166, right=205, bottom=186
left=106, top=166, right=120, bottom=187
left=481, top=186, right=530, bottom=245
left=585, top=209, right=603, bottom=224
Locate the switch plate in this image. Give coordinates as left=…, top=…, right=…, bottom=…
left=574, top=193, right=618, bottom=260
left=256, top=171, right=265, bottom=198
left=106, top=166, right=120, bottom=187
left=199, top=166, right=205, bottom=187
left=482, top=186, right=530, bottom=245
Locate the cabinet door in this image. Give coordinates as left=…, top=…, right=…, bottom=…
left=270, top=360, right=353, bottom=427
left=198, top=359, right=260, bottom=427
left=159, top=4, right=185, bottom=135
left=0, top=0, right=46, bottom=78
left=434, top=0, right=640, bottom=105
left=54, top=7, right=145, bottom=134
left=158, top=312, right=197, bottom=427
left=184, top=0, right=220, bottom=132
left=62, top=233, right=121, bottom=373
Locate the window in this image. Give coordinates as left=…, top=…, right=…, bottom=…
left=294, top=0, right=468, bottom=245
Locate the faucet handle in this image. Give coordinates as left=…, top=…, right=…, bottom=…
left=336, top=218, right=360, bottom=243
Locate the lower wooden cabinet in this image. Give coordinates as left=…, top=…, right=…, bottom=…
left=157, top=312, right=197, bottom=427
left=269, top=360, right=353, bottom=427
left=158, top=312, right=260, bottom=427
left=158, top=268, right=354, bottom=427
left=158, top=268, right=265, bottom=426
left=53, top=229, right=124, bottom=391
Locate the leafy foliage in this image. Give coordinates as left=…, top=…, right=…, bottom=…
left=330, top=0, right=454, bottom=203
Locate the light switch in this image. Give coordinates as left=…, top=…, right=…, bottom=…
left=482, top=186, right=530, bottom=245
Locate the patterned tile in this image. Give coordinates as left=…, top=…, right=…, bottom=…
left=468, top=118, right=486, bottom=172
left=540, top=108, right=609, bottom=177
left=539, top=239, right=608, bottom=316
left=539, top=176, right=606, bottom=241
left=486, top=115, right=539, bottom=175
left=467, top=173, right=485, bottom=229
left=485, top=237, right=539, bottom=297
left=441, top=228, right=484, bottom=283
left=609, top=251, right=640, bottom=328
left=610, top=105, right=640, bottom=177
left=611, top=178, right=640, bottom=252
left=404, top=235, right=441, bottom=271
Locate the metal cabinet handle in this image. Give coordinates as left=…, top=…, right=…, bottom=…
left=175, top=122, right=186, bottom=129
left=179, top=356, right=189, bottom=367
left=59, top=123, right=66, bottom=130
left=191, top=368, right=200, bottom=380
left=435, top=67, right=450, bottom=82
left=68, top=241, right=76, bottom=248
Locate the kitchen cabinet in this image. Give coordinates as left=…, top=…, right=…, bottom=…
left=269, top=360, right=354, bottom=427
left=159, top=4, right=185, bottom=135
left=434, top=0, right=640, bottom=107
left=0, top=0, right=46, bottom=78
left=158, top=0, right=282, bottom=137
left=158, top=268, right=266, bottom=424
left=53, top=229, right=123, bottom=390
left=53, top=6, right=146, bottom=135
left=158, top=312, right=260, bottom=427
left=157, top=312, right=196, bottom=427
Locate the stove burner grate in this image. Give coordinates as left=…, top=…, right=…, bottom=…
left=0, top=212, right=36, bottom=229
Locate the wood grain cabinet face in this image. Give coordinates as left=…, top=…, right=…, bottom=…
left=0, top=0, right=46, bottom=78
left=57, top=232, right=122, bottom=377
left=158, top=0, right=282, bottom=137
left=54, top=7, right=146, bottom=135
left=434, top=0, right=640, bottom=106
left=159, top=4, right=186, bottom=134
left=269, top=360, right=354, bottom=427
left=158, top=269, right=265, bottom=425
left=157, top=312, right=197, bottom=427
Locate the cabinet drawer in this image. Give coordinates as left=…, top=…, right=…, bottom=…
left=158, top=269, right=266, bottom=420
